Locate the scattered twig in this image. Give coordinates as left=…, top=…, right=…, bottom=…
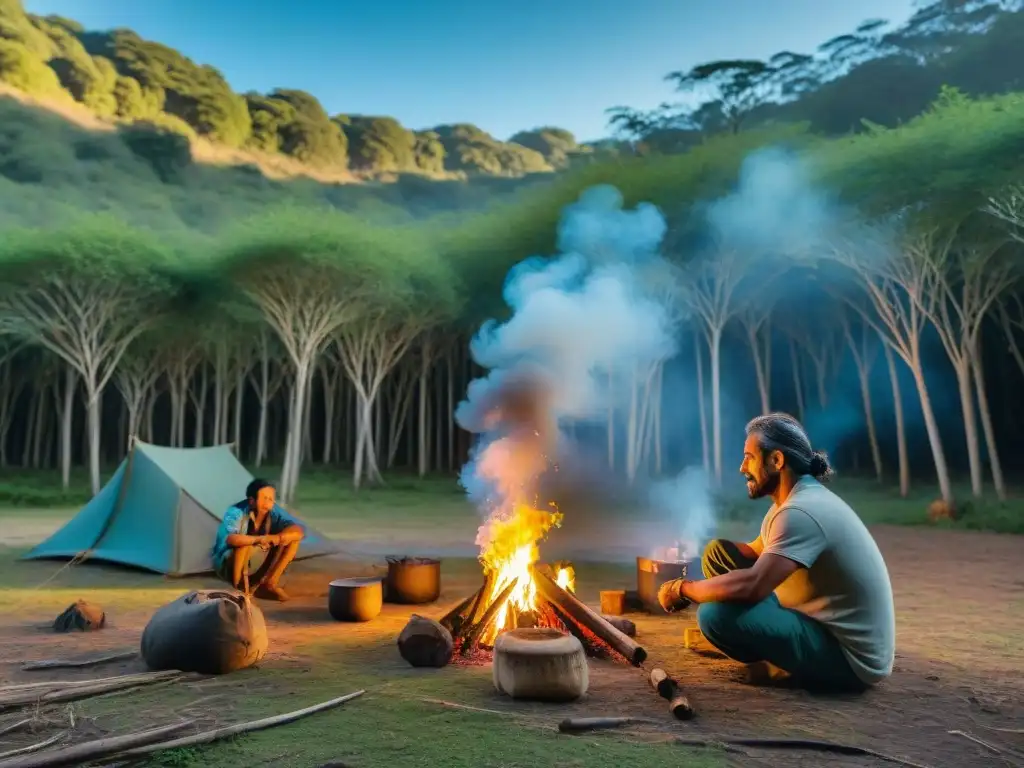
left=949, top=729, right=1002, bottom=754
left=417, top=697, right=524, bottom=718
left=0, top=719, right=34, bottom=739
left=0, top=734, right=65, bottom=761
left=22, top=652, right=137, bottom=672
left=112, top=690, right=366, bottom=760
left=978, top=724, right=1024, bottom=735
left=0, top=673, right=166, bottom=694
left=669, top=736, right=934, bottom=768
left=0, top=722, right=192, bottom=768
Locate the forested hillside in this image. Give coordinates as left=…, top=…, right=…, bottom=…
left=0, top=0, right=595, bottom=184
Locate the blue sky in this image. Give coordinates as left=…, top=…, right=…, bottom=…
left=24, top=0, right=917, bottom=142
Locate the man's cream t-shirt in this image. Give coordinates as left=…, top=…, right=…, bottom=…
left=757, top=476, right=896, bottom=685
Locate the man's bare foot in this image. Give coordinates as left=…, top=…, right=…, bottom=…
left=254, top=583, right=289, bottom=602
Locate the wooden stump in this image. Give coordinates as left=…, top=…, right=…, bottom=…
left=53, top=600, right=106, bottom=633
left=397, top=614, right=454, bottom=668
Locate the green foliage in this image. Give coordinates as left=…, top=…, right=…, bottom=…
left=0, top=39, right=62, bottom=95
left=118, top=121, right=193, bottom=181
left=263, top=89, right=347, bottom=165
left=343, top=116, right=417, bottom=172
left=508, top=126, right=581, bottom=168
left=80, top=29, right=251, bottom=146
left=412, top=130, right=445, bottom=174
left=433, top=123, right=551, bottom=176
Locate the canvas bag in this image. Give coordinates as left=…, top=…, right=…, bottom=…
left=141, top=590, right=268, bottom=675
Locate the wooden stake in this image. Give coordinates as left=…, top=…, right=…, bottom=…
left=461, top=578, right=518, bottom=654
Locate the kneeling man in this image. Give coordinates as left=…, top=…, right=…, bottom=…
left=212, top=479, right=305, bottom=602
left=658, top=413, right=895, bottom=692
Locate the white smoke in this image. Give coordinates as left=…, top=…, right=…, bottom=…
left=456, top=185, right=678, bottom=533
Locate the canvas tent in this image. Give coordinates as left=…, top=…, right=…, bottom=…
left=23, top=440, right=336, bottom=576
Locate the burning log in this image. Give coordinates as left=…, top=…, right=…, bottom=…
left=533, top=570, right=647, bottom=666
left=439, top=591, right=477, bottom=634
left=461, top=578, right=519, bottom=655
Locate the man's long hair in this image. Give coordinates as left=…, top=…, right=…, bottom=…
left=745, top=412, right=835, bottom=483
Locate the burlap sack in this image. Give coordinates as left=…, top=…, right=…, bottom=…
left=141, top=590, right=268, bottom=675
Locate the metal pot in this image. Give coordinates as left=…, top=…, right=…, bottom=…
left=636, top=557, right=689, bottom=614
left=328, top=577, right=383, bottom=622
left=384, top=556, right=442, bottom=604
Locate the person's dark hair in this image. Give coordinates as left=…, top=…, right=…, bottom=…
left=245, top=478, right=275, bottom=501
left=745, top=412, right=835, bottom=483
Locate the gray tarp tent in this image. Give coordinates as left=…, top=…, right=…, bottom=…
left=23, top=440, right=336, bottom=575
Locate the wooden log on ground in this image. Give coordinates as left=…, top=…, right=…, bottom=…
left=649, top=667, right=694, bottom=720
left=461, top=578, right=518, bottom=654
left=0, top=722, right=192, bottom=768
left=22, top=651, right=137, bottom=672
left=558, top=716, right=658, bottom=733
left=534, top=570, right=647, bottom=666
left=0, top=734, right=64, bottom=761
left=397, top=615, right=454, bottom=667
left=601, top=616, right=636, bottom=637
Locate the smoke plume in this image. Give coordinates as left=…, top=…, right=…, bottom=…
left=455, top=185, right=678, bottom=549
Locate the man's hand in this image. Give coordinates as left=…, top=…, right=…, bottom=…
left=258, top=534, right=280, bottom=551
left=657, top=579, right=692, bottom=613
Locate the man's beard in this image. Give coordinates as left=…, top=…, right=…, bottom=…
left=745, top=469, right=780, bottom=499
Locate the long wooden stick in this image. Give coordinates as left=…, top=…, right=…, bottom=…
left=0, top=672, right=171, bottom=694
left=668, top=736, right=933, bottom=768
left=0, top=722, right=191, bottom=768
left=0, top=719, right=33, bottom=739
left=439, top=590, right=479, bottom=632
left=22, top=651, right=137, bottom=671
left=0, top=673, right=182, bottom=709
left=114, top=690, right=366, bottom=759
left=558, top=716, right=658, bottom=733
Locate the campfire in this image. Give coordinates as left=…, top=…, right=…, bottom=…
left=437, top=501, right=646, bottom=666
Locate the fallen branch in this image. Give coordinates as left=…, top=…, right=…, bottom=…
left=558, top=716, right=659, bottom=733
left=0, top=672, right=182, bottom=710
left=948, top=729, right=1002, bottom=754
left=0, top=672, right=169, bottom=694
left=113, top=690, right=366, bottom=760
left=22, top=652, right=137, bottom=672
left=0, top=722, right=191, bottom=768
left=670, top=736, right=933, bottom=768
left=418, top=697, right=524, bottom=718
left=0, top=734, right=65, bottom=761
left=0, top=719, right=34, bottom=739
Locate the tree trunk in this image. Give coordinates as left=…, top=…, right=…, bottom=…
left=884, top=345, right=910, bottom=497
left=233, top=369, right=245, bottom=451
left=746, top=322, right=771, bottom=414
left=60, top=366, right=77, bottom=489
left=710, top=326, right=723, bottom=486
left=970, top=338, right=1006, bottom=501
left=653, top=362, right=663, bottom=475
left=788, top=338, right=805, bottom=423
left=193, top=367, right=207, bottom=447
left=695, top=330, right=709, bottom=476
left=857, top=367, right=883, bottom=483
left=911, top=362, right=953, bottom=504
left=955, top=362, right=983, bottom=498
left=85, top=386, right=102, bottom=496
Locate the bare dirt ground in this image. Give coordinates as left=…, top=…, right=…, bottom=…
left=1, top=521, right=1022, bottom=767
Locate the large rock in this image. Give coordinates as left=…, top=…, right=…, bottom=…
left=397, top=614, right=453, bottom=667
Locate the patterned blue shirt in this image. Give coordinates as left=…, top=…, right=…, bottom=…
left=212, top=501, right=302, bottom=567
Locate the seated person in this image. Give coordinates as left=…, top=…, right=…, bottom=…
left=658, top=412, right=896, bottom=692
left=212, top=478, right=305, bottom=602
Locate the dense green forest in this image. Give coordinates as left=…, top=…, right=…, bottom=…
left=0, top=0, right=1023, bottom=530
